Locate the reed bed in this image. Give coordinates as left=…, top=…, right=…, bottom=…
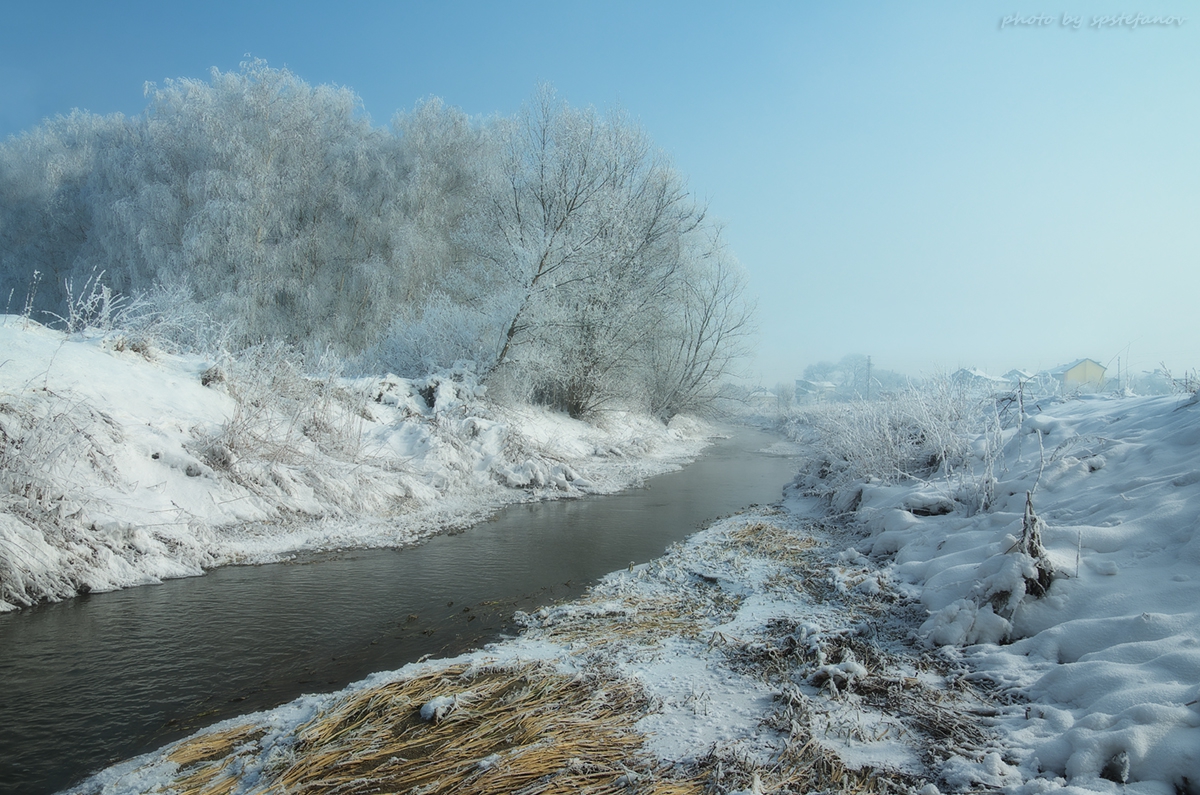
left=153, top=662, right=701, bottom=795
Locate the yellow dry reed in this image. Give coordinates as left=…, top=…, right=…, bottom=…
left=536, top=593, right=705, bottom=648
left=143, top=662, right=697, bottom=795
left=726, top=520, right=818, bottom=563
left=173, top=756, right=241, bottom=795
left=161, top=724, right=265, bottom=795
left=136, top=663, right=705, bottom=795
left=166, top=724, right=262, bottom=766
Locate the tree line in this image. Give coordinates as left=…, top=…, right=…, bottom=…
left=0, top=60, right=753, bottom=419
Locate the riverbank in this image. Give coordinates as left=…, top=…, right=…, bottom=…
left=64, top=499, right=995, bottom=795
left=0, top=316, right=714, bottom=611
left=63, top=390, right=1200, bottom=794
left=2, top=427, right=799, bottom=795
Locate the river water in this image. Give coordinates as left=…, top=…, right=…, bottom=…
left=0, top=427, right=798, bottom=795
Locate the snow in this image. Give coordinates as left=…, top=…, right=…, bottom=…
left=9, top=314, right=1199, bottom=793
left=833, top=392, right=1200, bottom=790
left=0, top=316, right=713, bottom=611
left=418, top=694, right=458, bottom=721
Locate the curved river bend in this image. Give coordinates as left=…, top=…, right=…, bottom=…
left=0, top=427, right=798, bottom=795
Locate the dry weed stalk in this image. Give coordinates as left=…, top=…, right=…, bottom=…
left=166, top=724, right=264, bottom=767
left=153, top=663, right=700, bottom=795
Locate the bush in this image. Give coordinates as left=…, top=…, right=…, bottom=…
left=785, top=378, right=1001, bottom=511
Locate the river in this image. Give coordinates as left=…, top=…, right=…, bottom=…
left=0, top=426, right=798, bottom=795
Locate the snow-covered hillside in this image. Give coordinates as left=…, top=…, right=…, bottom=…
left=0, top=316, right=712, bottom=612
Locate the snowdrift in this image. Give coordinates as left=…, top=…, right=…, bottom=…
left=802, top=392, right=1200, bottom=790
left=0, top=316, right=711, bottom=611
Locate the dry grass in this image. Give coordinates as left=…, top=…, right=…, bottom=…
left=531, top=593, right=713, bottom=649
left=150, top=663, right=702, bottom=795
left=163, top=724, right=265, bottom=795
left=722, top=518, right=842, bottom=603
left=683, top=732, right=913, bottom=795
left=172, top=756, right=241, bottom=795
left=726, top=520, right=817, bottom=563
left=166, top=724, right=264, bottom=767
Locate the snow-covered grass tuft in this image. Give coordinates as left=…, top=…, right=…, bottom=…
left=33, top=271, right=226, bottom=358
left=192, top=343, right=407, bottom=516
left=0, top=389, right=126, bottom=608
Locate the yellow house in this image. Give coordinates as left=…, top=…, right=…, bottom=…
left=1051, top=358, right=1107, bottom=391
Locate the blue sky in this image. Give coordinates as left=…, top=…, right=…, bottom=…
left=2, top=1, right=1196, bottom=383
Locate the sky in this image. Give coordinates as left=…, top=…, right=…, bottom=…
left=1, top=1, right=1196, bottom=384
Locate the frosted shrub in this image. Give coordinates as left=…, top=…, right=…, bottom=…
left=202, top=343, right=369, bottom=469
left=113, top=281, right=232, bottom=356
left=788, top=378, right=993, bottom=502
left=359, top=293, right=510, bottom=379
left=19, top=268, right=225, bottom=358
left=55, top=270, right=125, bottom=334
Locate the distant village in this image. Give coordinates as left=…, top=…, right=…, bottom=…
left=749, top=355, right=1196, bottom=408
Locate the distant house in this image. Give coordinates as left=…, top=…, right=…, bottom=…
left=747, top=387, right=778, bottom=409
left=1049, top=358, right=1107, bottom=391
left=950, top=368, right=1010, bottom=390
left=794, top=378, right=836, bottom=401
left=1005, top=368, right=1057, bottom=396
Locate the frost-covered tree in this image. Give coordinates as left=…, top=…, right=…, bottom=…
left=478, top=86, right=705, bottom=416
left=643, top=228, right=755, bottom=419
left=2, top=61, right=418, bottom=351
left=130, top=60, right=411, bottom=350
left=0, top=110, right=132, bottom=314
left=0, top=66, right=756, bottom=419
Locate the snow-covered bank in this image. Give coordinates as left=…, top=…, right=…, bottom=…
left=63, top=503, right=997, bottom=795
left=794, top=391, right=1200, bottom=791
left=777, top=391, right=1200, bottom=792
left=0, top=316, right=713, bottom=612
left=33, top=379, right=1200, bottom=794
